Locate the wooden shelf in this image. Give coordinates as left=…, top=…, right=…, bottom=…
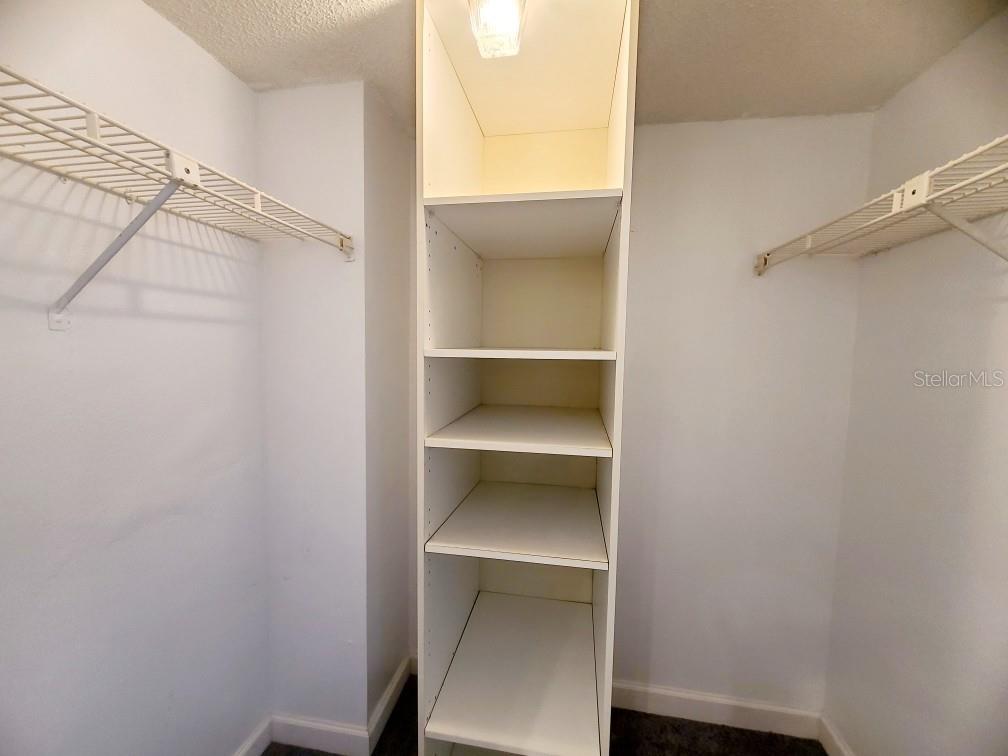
left=425, top=188, right=622, bottom=260
left=426, top=405, right=612, bottom=457
left=425, top=348, right=616, bottom=361
left=427, top=481, right=608, bottom=570
left=426, top=591, right=600, bottom=756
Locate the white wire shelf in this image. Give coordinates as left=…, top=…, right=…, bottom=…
left=755, top=132, right=1008, bottom=275
left=0, top=63, right=352, bottom=251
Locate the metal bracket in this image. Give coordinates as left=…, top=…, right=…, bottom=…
left=897, top=171, right=931, bottom=211
left=925, top=202, right=1008, bottom=264
left=48, top=309, right=72, bottom=331
left=47, top=178, right=182, bottom=330
left=340, top=235, right=355, bottom=262
left=753, top=253, right=771, bottom=276
left=166, top=151, right=203, bottom=188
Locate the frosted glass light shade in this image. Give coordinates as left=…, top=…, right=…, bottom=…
left=468, top=0, right=526, bottom=58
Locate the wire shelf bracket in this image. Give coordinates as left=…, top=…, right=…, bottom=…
left=924, top=202, right=1008, bottom=264
left=0, top=63, right=354, bottom=329
left=46, top=177, right=182, bottom=330
left=754, top=132, right=1008, bottom=276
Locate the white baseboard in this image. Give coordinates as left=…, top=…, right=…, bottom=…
left=819, top=716, right=857, bottom=756
left=256, top=664, right=851, bottom=756
left=612, top=679, right=820, bottom=740
left=268, top=656, right=413, bottom=756
left=368, top=657, right=412, bottom=752
left=232, top=716, right=272, bottom=756
left=272, top=712, right=369, bottom=756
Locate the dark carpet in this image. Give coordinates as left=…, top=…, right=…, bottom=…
left=263, top=676, right=827, bottom=756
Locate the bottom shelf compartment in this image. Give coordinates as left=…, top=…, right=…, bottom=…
left=426, top=591, right=600, bottom=756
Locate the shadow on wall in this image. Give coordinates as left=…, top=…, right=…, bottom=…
left=0, top=160, right=260, bottom=327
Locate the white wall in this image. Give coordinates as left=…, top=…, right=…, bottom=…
left=257, top=82, right=370, bottom=727
left=618, top=114, right=872, bottom=710
left=825, top=12, right=1008, bottom=756
left=0, top=2, right=269, bottom=756
left=363, top=86, right=412, bottom=718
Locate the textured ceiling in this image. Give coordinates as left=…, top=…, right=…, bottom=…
left=143, top=0, right=415, bottom=125
left=143, top=0, right=1006, bottom=129
left=636, top=0, right=1008, bottom=123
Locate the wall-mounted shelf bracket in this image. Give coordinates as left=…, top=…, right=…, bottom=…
left=48, top=176, right=185, bottom=331
left=924, top=202, right=1008, bottom=265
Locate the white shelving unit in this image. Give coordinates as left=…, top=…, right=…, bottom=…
left=755, top=132, right=1008, bottom=275
left=416, top=1, right=639, bottom=754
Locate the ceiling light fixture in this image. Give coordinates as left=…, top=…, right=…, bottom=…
left=468, top=0, right=526, bottom=59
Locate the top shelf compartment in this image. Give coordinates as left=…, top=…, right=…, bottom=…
left=426, top=188, right=622, bottom=260
left=422, top=0, right=633, bottom=198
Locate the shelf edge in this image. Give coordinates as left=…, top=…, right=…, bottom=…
left=424, top=348, right=618, bottom=361
left=424, top=437, right=613, bottom=457
left=424, top=187, right=623, bottom=207
left=424, top=542, right=609, bottom=571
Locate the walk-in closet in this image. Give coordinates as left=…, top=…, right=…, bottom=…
left=2, top=2, right=1006, bottom=756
